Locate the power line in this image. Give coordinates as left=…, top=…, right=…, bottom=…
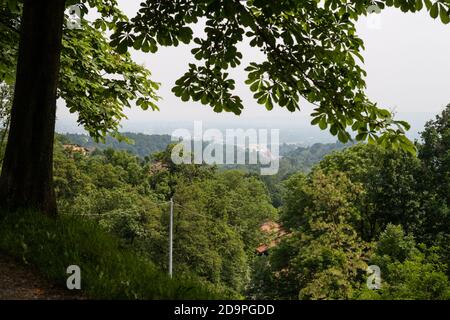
left=173, top=202, right=210, bottom=219
left=61, top=199, right=210, bottom=280
left=60, top=201, right=171, bottom=217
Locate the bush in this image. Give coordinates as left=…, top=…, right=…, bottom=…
left=0, top=210, right=238, bottom=299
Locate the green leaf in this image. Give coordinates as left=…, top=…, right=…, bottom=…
left=440, top=7, right=450, bottom=24
left=319, top=117, right=327, bottom=130
left=430, top=3, right=439, bottom=18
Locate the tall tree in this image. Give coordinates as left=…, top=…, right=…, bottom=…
left=417, top=104, right=450, bottom=244
left=0, top=0, right=158, bottom=214
left=263, top=170, right=370, bottom=299
left=0, top=0, right=65, bottom=214
left=317, top=144, right=423, bottom=240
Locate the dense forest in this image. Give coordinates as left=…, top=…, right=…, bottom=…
left=49, top=132, right=347, bottom=294
left=2, top=97, right=450, bottom=301
left=251, top=107, right=450, bottom=299
left=2, top=87, right=450, bottom=298
left=1, top=0, right=450, bottom=301
left=8, top=105, right=441, bottom=299
left=59, top=133, right=173, bottom=158
left=56, top=131, right=349, bottom=208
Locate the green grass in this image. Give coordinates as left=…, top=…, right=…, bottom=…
left=0, top=210, right=237, bottom=299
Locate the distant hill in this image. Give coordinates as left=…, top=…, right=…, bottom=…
left=58, top=132, right=349, bottom=171
left=59, top=132, right=172, bottom=158
left=281, top=141, right=350, bottom=171
left=219, top=141, right=350, bottom=175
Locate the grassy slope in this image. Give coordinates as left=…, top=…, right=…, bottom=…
left=0, top=210, right=237, bottom=299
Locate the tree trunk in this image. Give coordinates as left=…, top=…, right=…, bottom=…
left=0, top=0, right=66, bottom=215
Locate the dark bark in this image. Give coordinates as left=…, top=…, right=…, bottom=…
left=0, top=0, right=66, bottom=215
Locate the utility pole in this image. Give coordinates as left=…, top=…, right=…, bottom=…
left=169, top=197, right=174, bottom=278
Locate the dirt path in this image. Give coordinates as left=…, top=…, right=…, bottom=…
left=0, top=253, right=83, bottom=300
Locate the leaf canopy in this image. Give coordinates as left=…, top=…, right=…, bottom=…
left=0, top=0, right=159, bottom=141
left=110, top=0, right=450, bottom=154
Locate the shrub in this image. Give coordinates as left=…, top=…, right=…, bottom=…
left=0, top=210, right=238, bottom=299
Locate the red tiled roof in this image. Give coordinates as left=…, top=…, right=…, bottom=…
left=256, top=221, right=291, bottom=255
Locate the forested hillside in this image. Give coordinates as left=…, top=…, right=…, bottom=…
left=5, top=106, right=443, bottom=299
left=250, top=106, right=450, bottom=300
left=2, top=103, right=450, bottom=299
left=52, top=140, right=278, bottom=295
left=57, top=132, right=349, bottom=208
left=59, top=132, right=347, bottom=163
left=59, top=133, right=172, bottom=158
left=1, top=0, right=450, bottom=302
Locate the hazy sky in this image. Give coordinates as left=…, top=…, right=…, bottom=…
left=56, top=1, right=450, bottom=138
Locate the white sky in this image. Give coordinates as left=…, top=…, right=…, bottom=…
left=56, top=1, right=450, bottom=138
